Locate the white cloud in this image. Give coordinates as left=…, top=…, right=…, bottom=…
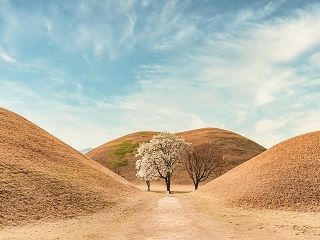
left=1, top=0, right=319, bottom=150
left=153, top=24, right=197, bottom=50
left=310, top=52, right=320, bottom=67
left=236, top=1, right=282, bottom=23
left=291, top=111, right=320, bottom=136
left=241, top=15, right=320, bottom=64
left=43, top=18, right=53, bottom=34
left=0, top=81, right=117, bottom=149
left=252, top=109, right=320, bottom=148
left=108, top=4, right=320, bottom=148
left=254, top=116, right=292, bottom=135
left=0, top=51, right=16, bottom=64
left=0, top=80, right=40, bottom=99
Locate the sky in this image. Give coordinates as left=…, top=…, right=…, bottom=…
left=0, top=0, right=319, bottom=150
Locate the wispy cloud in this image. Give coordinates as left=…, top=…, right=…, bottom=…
left=0, top=51, right=16, bottom=64
left=236, top=1, right=282, bottom=23
left=0, top=0, right=319, bottom=149
left=108, top=2, right=320, bottom=147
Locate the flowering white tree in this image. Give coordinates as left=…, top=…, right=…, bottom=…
left=135, top=157, right=159, bottom=191
left=135, top=132, right=189, bottom=193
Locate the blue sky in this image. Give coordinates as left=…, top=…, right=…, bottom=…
left=0, top=0, right=319, bottom=150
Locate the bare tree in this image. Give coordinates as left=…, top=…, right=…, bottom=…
left=184, top=144, right=222, bottom=190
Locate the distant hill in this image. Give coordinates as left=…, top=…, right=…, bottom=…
left=87, top=128, right=266, bottom=184
left=200, top=131, right=320, bottom=211
left=80, top=147, right=93, bottom=154
left=0, top=107, right=137, bottom=227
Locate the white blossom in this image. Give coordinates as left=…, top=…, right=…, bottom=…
left=135, top=132, right=189, bottom=192
left=135, top=157, right=159, bottom=182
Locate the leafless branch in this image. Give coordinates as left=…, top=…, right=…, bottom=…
left=184, top=143, right=222, bottom=190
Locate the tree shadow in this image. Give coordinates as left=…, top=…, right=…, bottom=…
left=144, top=189, right=194, bottom=194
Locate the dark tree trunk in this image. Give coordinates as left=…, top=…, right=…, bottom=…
left=146, top=181, right=150, bottom=191
left=194, top=181, right=199, bottom=190
left=165, top=172, right=171, bottom=193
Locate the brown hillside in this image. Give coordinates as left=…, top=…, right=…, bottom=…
left=87, top=128, right=266, bottom=184
left=200, top=131, right=320, bottom=211
left=0, top=108, right=137, bottom=227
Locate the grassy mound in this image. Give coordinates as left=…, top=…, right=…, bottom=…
left=0, top=108, right=137, bottom=226
left=200, top=131, right=320, bottom=211
left=87, top=128, right=266, bottom=184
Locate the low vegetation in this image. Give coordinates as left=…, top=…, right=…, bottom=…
left=110, top=141, right=138, bottom=174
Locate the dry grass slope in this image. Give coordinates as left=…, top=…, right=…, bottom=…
left=0, top=108, right=137, bottom=227
left=200, top=131, right=320, bottom=211
left=87, top=128, right=266, bottom=184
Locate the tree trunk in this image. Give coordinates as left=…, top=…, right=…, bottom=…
left=194, top=181, right=199, bottom=190
left=146, top=181, right=150, bottom=191
left=165, top=172, right=171, bottom=193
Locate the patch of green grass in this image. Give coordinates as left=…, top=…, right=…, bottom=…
left=110, top=158, right=129, bottom=173
left=113, top=141, right=138, bottom=157
left=110, top=141, right=138, bottom=173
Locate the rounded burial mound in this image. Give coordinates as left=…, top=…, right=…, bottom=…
left=87, top=128, right=266, bottom=184
left=200, top=131, right=320, bottom=211
left=0, top=108, right=136, bottom=226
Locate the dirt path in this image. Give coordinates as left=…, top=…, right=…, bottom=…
left=0, top=191, right=319, bottom=239
left=123, top=195, right=236, bottom=240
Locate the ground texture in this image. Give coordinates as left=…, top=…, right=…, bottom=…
left=0, top=187, right=319, bottom=240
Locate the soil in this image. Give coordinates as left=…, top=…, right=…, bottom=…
left=1, top=187, right=319, bottom=240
